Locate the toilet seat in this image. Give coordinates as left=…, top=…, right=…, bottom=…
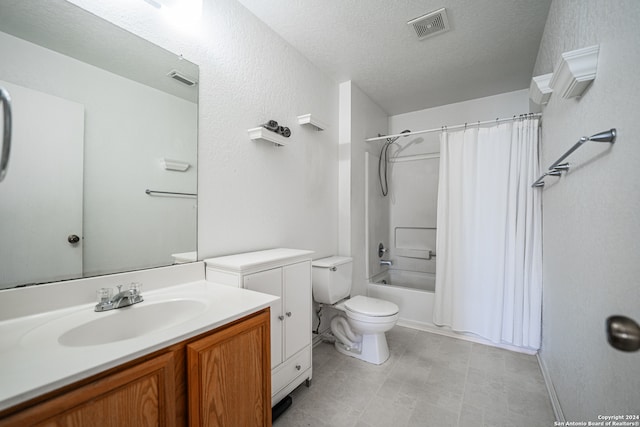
left=344, top=296, right=399, bottom=318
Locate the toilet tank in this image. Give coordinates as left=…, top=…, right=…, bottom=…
left=311, top=256, right=352, bottom=304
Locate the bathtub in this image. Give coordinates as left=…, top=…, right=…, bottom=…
left=367, top=269, right=538, bottom=354
left=367, top=269, right=436, bottom=327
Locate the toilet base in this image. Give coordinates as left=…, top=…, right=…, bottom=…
left=334, top=332, right=390, bottom=365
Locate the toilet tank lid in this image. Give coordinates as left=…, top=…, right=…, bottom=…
left=312, top=256, right=352, bottom=268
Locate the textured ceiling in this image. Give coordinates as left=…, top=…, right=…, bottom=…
left=236, top=0, right=552, bottom=115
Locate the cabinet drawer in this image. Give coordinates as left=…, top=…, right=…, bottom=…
left=272, top=346, right=311, bottom=394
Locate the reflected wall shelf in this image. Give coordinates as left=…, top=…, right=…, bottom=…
left=161, top=158, right=190, bottom=171
left=248, top=127, right=289, bottom=146
left=297, top=114, right=327, bottom=131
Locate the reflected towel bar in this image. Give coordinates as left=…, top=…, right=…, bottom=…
left=145, top=189, right=197, bottom=198
left=531, top=128, right=616, bottom=188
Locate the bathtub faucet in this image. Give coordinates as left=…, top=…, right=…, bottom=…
left=380, top=259, right=393, bottom=267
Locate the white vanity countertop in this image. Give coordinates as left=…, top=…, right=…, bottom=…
left=0, top=279, right=278, bottom=412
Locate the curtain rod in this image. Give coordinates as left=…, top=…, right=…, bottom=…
left=365, top=113, right=542, bottom=142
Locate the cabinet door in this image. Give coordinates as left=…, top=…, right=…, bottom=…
left=244, top=268, right=283, bottom=368
left=283, top=261, right=312, bottom=359
left=187, top=310, right=271, bottom=427
left=0, top=352, right=176, bottom=427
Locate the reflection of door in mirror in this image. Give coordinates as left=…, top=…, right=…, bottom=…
left=0, top=0, right=198, bottom=289
left=0, top=80, right=84, bottom=288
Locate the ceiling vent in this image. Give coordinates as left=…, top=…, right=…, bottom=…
left=408, top=8, right=450, bottom=40
left=167, top=70, right=197, bottom=87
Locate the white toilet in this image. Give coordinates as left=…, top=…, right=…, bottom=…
left=312, top=256, right=399, bottom=365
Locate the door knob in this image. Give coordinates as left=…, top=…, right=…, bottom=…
left=278, top=315, right=284, bottom=321
left=67, top=234, right=80, bottom=244
left=606, top=315, right=640, bottom=352
left=286, top=312, right=292, bottom=317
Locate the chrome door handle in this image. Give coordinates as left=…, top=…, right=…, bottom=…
left=0, top=87, right=12, bottom=183
left=606, top=315, right=640, bottom=352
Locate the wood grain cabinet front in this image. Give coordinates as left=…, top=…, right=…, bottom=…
left=187, top=309, right=271, bottom=427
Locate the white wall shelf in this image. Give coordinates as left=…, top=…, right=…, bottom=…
left=248, top=127, right=289, bottom=146
left=529, top=73, right=553, bottom=105
left=297, top=114, right=327, bottom=131
left=161, top=158, right=190, bottom=171
left=549, top=45, right=599, bottom=99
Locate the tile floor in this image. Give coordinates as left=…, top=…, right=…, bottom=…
left=273, top=326, right=555, bottom=427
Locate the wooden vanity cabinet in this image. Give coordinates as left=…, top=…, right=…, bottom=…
left=0, top=309, right=271, bottom=427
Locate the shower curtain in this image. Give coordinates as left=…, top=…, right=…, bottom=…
left=433, top=118, right=542, bottom=349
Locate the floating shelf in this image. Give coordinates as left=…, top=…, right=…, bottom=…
left=248, top=127, right=289, bottom=146
left=297, top=114, right=327, bottom=131
left=529, top=73, right=553, bottom=105
left=549, top=45, right=599, bottom=99
left=161, top=158, right=190, bottom=171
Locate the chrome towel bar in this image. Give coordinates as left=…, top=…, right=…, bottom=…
left=532, top=128, right=616, bottom=188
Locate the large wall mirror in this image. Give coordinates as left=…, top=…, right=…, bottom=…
left=0, top=0, right=198, bottom=290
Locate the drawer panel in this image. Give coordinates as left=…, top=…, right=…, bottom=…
left=272, top=346, right=311, bottom=395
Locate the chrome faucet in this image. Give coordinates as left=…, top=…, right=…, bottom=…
left=95, top=283, right=143, bottom=312
left=380, top=259, right=393, bottom=267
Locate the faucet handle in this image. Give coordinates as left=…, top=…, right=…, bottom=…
left=116, top=284, right=123, bottom=293
left=96, top=288, right=112, bottom=303
left=129, top=282, right=142, bottom=294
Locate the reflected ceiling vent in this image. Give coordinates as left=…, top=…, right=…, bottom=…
left=408, top=8, right=450, bottom=40
left=167, top=70, right=197, bottom=87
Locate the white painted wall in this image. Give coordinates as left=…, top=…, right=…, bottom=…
left=339, top=81, right=388, bottom=297
left=0, top=31, right=196, bottom=277
left=533, top=0, right=640, bottom=419
left=68, top=0, right=340, bottom=261
left=389, top=89, right=530, bottom=156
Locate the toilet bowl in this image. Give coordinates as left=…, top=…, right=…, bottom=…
left=312, top=256, right=399, bottom=365
left=330, top=295, right=399, bottom=364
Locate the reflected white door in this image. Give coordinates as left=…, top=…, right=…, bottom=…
left=0, top=80, right=84, bottom=288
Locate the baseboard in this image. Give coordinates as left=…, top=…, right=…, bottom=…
left=537, top=353, right=564, bottom=422
left=397, top=319, right=538, bottom=355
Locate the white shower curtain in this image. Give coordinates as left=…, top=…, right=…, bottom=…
left=433, top=118, right=542, bottom=349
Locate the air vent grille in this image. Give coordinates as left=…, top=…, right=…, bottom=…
left=408, top=8, right=450, bottom=40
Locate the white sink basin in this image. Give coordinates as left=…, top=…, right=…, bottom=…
left=22, top=298, right=209, bottom=348
left=59, top=299, right=208, bottom=347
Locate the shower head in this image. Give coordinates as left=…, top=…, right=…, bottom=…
left=386, top=129, right=411, bottom=144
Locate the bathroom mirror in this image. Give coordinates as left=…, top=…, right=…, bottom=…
left=0, top=0, right=198, bottom=289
